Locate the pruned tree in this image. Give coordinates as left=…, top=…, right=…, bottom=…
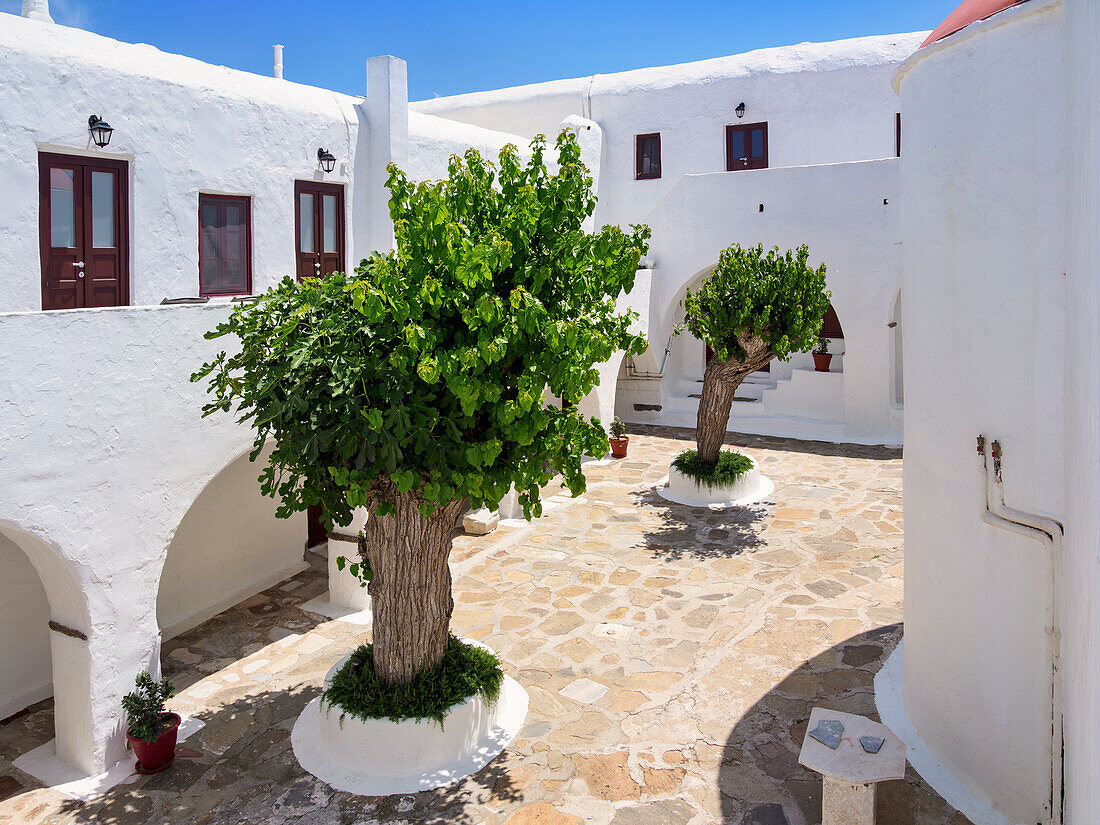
left=194, top=131, right=648, bottom=685
left=682, top=243, right=830, bottom=465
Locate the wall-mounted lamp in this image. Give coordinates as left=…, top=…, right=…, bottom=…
left=88, top=114, right=114, bottom=147
left=735, top=102, right=747, bottom=119
left=317, top=147, right=336, bottom=173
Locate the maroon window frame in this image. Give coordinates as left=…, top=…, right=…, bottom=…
left=635, top=133, right=661, bottom=180
left=726, top=122, right=769, bottom=172
left=198, top=194, right=252, bottom=297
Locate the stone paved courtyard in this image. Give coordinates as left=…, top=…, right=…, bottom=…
left=0, top=427, right=970, bottom=825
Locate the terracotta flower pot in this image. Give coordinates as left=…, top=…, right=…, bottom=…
left=127, top=712, right=181, bottom=773
left=609, top=437, right=629, bottom=458
left=813, top=353, right=833, bottom=372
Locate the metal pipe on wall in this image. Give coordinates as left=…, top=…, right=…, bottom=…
left=976, top=434, right=1064, bottom=825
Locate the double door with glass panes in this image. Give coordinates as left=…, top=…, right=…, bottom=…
left=295, top=181, right=345, bottom=281
left=39, top=153, right=129, bottom=310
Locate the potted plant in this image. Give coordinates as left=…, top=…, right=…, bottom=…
left=122, top=671, right=180, bottom=774
left=812, top=336, right=832, bottom=372
left=608, top=417, right=629, bottom=458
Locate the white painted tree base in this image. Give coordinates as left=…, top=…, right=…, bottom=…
left=291, top=647, right=529, bottom=796
left=656, top=454, right=774, bottom=508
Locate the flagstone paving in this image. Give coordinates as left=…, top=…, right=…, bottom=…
left=0, top=426, right=971, bottom=824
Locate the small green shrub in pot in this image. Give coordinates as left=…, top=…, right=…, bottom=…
left=122, top=671, right=175, bottom=742
left=122, top=671, right=181, bottom=773
left=608, top=416, right=629, bottom=457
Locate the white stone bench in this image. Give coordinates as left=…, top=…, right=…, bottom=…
left=798, top=707, right=906, bottom=825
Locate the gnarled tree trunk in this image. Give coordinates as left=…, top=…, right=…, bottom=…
left=358, top=493, right=469, bottom=685
left=696, top=335, right=774, bottom=465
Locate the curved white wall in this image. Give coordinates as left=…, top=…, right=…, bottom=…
left=1063, top=0, right=1100, bottom=820
left=157, top=447, right=306, bottom=640
left=896, top=2, right=1066, bottom=821
left=0, top=531, right=52, bottom=720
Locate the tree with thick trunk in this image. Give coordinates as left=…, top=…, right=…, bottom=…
left=195, top=131, right=648, bottom=687
left=681, top=244, right=831, bottom=467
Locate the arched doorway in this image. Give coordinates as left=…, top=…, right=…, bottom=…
left=0, top=531, right=51, bottom=722
left=157, top=446, right=307, bottom=641
left=0, top=523, right=98, bottom=774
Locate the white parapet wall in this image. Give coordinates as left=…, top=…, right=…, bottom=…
left=0, top=303, right=306, bottom=776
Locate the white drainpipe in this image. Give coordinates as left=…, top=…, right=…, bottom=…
left=273, top=44, right=284, bottom=80
left=977, top=434, right=1064, bottom=825
left=21, top=0, right=53, bottom=22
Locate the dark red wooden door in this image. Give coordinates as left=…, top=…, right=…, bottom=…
left=295, top=181, right=345, bottom=281
left=39, top=153, right=128, bottom=310
left=726, top=122, right=769, bottom=172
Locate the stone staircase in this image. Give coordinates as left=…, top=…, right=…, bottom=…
left=664, top=359, right=848, bottom=441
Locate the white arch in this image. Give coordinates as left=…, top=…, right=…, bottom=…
left=156, top=442, right=308, bottom=641
left=0, top=521, right=100, bottom=774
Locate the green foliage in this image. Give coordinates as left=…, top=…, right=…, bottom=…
left=335, top=554, right=372, bottom=584
left=813, top=336, right=829, bottom=355
left=672, top=449, right=754, bottom=488
left=608, top=416, right=628, bottom=440
left=121, top=671, right=175, bottom=743
left=680, top=243, right=830, bottom=364
left=193, top=131, right=648, bottom=528
left=323, top=636, right=504, bottom=726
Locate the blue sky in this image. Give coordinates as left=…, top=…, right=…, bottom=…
left=2, top=1, right=956, bottom=101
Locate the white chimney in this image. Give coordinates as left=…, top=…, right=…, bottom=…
left=21, top=0, right=54, bottom=22
left=273, top=45, right=284, bottom=80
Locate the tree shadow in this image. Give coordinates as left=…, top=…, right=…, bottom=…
left=634, top=485, right=768, bottom=561
left=717, top=624, right=970, bottom=825
left=632, top=423, right=903, bottom=462
left=48, top=678, right=527, bottom=825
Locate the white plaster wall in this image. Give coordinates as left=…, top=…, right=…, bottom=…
left=1063, top=0, right=1100, bottom=821
left=0, top=13, right=365, bottom=310
left=634, top=159, right=901, bottom=444
left=0, top=531, right=52, bottom=720
left=407, top=112, right=527, bottom=183
left=896, top=2, right=1067, bottom=821
left=0, top=302, right=276, bottom=774
left=414, top=33, right=925, bottom=235
left=157, top=446, right=306, bottom=640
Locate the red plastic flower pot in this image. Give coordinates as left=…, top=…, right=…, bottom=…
left=127, top=712, right=181, bottom=773
left=813, top=353, right=833, bottom=372
left=609, top=437, right=629, bottom=458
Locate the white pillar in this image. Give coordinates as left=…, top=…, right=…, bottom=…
left=354, top=56, right=409, bottom=256
left=273, top=44, right=284, bottom=79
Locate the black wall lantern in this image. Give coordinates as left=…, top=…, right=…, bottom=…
left=88, top=114, right=114, bottom=147
left=317, top=148, right=336, bottom=173
left=735, top=102, right=747, bottom=119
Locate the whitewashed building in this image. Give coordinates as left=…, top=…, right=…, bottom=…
left=7, top=3, right=1100, bottom=824
left=417, top=33, right=922, bottom=444
left=0, top=5, right=531, bottom=781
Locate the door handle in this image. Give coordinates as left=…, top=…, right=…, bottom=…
left=72, top=261, right=85, bottom=267
left=314, top=262, right=321, bottom=270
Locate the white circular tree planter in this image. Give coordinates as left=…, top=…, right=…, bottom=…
left=657, top=452, right=774, bottom=508
left=291, top=641, right=529, bottom=796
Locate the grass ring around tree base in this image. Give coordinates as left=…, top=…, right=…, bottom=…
left=322, top=635, right=503, bottom=727
left=671, top=449, right=754, bottom=489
